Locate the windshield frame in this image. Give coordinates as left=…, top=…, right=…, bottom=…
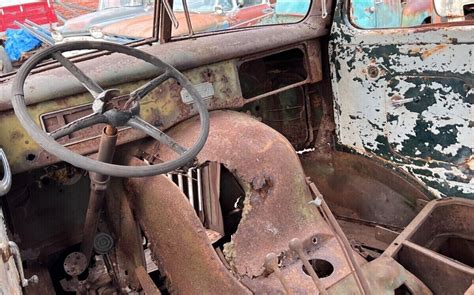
left=0, top=0, right=314, bottom=79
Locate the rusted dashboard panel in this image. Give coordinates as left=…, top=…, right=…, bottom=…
left=41, top=101, right=130, bottom=146
left=239, top=43, right=322, bottom=150
left=0, top=41, right=320, bottom=173
left=0, top=60, right=244, bottom=173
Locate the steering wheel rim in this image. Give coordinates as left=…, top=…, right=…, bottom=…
left=11, top=41, right=210, bottom=178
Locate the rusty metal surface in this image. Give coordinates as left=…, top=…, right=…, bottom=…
left=328, top=255, right=432, bottom=294
left=302, top=151, right=431, bottom=229
left=24, top=262, right=56, bottom=295
left=330, top=0, right=473, bottom=199
left=125, top=163, right=251, bottom=294
left=81, top=126, right=117, bottom=261
left=135, top=265, right=161, bottom=295
left=105, top=178, right=146, bottom=291
left=0, top=12, right=331, bottom=111
left=384, top=198, right=474, bottom=294
left=5, top=167, right=89, bottom=260
left=0, top=210, right=22, bottom=295
left=0, top=60, right=243, bottom=174
left=138, top=110, right=358, bottom=293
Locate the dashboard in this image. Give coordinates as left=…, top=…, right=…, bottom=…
left=0, top=41, right=321, bottom=174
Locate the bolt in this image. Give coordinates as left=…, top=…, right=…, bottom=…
left=367, top=65, right=379, bottom=78
left=0, top=243, right=11, bottom=262
left=21, top=275, right=39, bottom=287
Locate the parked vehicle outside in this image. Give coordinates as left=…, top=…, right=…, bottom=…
left=52, top=0, right=153, bottom=42
left=101, top=0, right=275, bottom=38
left=226, top=0, right=274, bottom=29
left=351, top=0, right=442, bottom=29
left=274, top=0, right=311, bottom=23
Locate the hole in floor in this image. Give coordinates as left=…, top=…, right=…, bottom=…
left=394, top=283, right=413, bottom=295
left=302, top=259, right=334, bottom=278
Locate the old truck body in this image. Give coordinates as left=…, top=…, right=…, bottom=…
left=0, top=0, right=472, bottom=294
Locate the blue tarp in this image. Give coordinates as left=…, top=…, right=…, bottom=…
left=4, top=29, right=42, bottom=62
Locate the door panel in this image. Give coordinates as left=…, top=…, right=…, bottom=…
left=330, top=1, right=473, bottom=198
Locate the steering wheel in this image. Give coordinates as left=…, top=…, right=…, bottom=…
left=11, top=41, right=209, bottom=178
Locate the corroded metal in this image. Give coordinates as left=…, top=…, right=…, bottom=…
left=138, top=111, right=356, bottom=293
left=0, top=60, right=243, bottom=173
left=105, top=178, right=146, bottom=291
left=125, top=161, right=251, bottom=294
left=384, top=198, right=474, bottom=294
left=330, top=0, right=473, bottom=199
left=81, top=126, right=117, bottom=261
left=0, top=13, right=331, bottom=110
left=328, top=256, right=432, bottom=294
left=135, top=266, right=161, bottom=295
left=0, top=210, right=22, bottom=295
left=130, top=110, right=437, bottom=293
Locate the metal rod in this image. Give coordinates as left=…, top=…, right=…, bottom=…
left=13, top=21, right=55, bottom=45
left=0, top=149, right=12, bottom=197
left=181, top=0, right=194, bottom=36
left=162, top=0, right=179, bottom=29
left=81, top=126, right=118, bottom=261
left=308, top=180, right=371, bottom=295
left=136, top=265, right=162, bottom=294
left=178, top=173, right=184, bottom=191
left=321, top=0, right=328, bottom=18
left=197, top=168, right=203, bottom=212
left=289, top=238, right=328, bottom=295
left=264, top=252, right=293, bottom=295
left=187, top=169, right=194, bottom=208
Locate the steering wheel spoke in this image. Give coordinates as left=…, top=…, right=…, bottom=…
left=129, top=70, right=171, bottom=102
left=127, top=116, right=187, bottom=155
left=49, top=112, right=108, bottom=140
left=51, top=51, right=104, bottom=98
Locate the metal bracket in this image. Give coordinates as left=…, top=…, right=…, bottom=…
left=8, top=241, right=39, bottom=287
left=321, top=0, right=328, bottom=19
left=0, top=149, right=12, bottom=197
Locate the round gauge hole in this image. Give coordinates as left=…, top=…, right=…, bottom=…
left=302, top=259, right=334, bottom=278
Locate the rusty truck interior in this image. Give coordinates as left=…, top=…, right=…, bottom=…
left=0, top=0, right=472, bottom=294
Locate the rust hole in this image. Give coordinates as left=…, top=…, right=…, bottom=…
left=302, top=259, right=334, bottom=278
left=26, top=154, right=36, bottom=161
